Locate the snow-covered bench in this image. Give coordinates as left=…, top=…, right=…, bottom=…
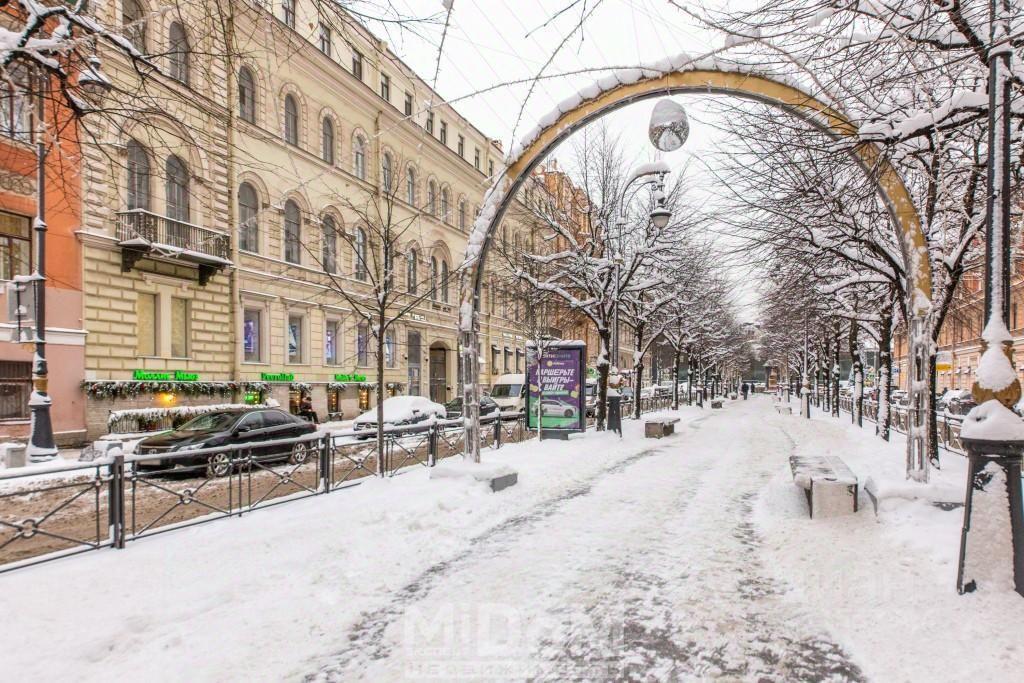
left=775, top=404, right=792, bottom=414
left=789, top=455, right=859, bottom=518
left=644, top=417, right=680, bottom=439
left=710, top=399, right=724, bottom=409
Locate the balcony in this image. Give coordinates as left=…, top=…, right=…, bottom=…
left=116, top=210, right=232, bottom=285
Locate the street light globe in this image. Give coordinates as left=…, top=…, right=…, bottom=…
left=650, top=206, right=672, bottom=230
left=79, top=56, right=112, bottom=99
left=649, top=99, right=689, bottom=152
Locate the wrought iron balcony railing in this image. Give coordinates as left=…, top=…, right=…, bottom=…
left=116, top=209, right=231, bottom=285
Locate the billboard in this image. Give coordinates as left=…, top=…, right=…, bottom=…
left=525, top=341, right=586, bottom=433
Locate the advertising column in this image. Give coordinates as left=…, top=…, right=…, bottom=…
left=526, top=340, right=586, bottom=438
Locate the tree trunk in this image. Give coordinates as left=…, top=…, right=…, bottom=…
left=877, top=302, right=893, bottom=441
left=632, top=324, right=646, bottom=419
left=596, top=328, right=611, bottom=430
left=672, top=346, right=681, bottom=410
left=831, top=325, right=841, bottom=418
left=375, top=314, right=386, bottom=476
left=849, top=321, right=863, bottom=427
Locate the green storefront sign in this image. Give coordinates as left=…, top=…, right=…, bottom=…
left=260, top=372, right=295, bottom=382
left=333, top=373, right=367, bottom=382
left=133, top=369, right=199, bottom=381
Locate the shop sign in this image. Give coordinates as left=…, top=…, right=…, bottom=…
left=133, top=369, right=198, bottom=381
left=334, top=373, right=367, bottom=382
left=409, top=313, right=426, bottom=322
left=261, top=372, right=295, bottom=382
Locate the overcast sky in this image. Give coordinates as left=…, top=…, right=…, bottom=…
left=363, top=0, right=762, bottom=319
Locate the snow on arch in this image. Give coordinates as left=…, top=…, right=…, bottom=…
left=457, top=52, right=933, bottom=333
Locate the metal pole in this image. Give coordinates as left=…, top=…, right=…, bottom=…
left=28, top=75, right=56, bottom=461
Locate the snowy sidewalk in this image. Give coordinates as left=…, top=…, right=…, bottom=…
left=4, top=398, right=1022, bottom=681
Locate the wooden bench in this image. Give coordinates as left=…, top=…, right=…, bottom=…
left=644, top=417, right=680, bottom=438
left=775, top=405, right=792, bottom=414
left=789, top=455, right=859, bottom=518
left=710, top=399, right=724, bottom=409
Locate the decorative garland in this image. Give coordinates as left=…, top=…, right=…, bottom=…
left=83, top=380, right=242, bottom=399
left=290, top=382, right=312, bottom=392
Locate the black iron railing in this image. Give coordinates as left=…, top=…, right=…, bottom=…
left=116, top=209, right=230, bottom=261
left=832, top=395, right=965, bottom=454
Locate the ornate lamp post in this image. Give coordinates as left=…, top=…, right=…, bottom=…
left=956, top=0, right=1024, bottom=598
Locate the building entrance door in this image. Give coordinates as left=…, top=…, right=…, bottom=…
left=429, top=345, right=447, bottom=404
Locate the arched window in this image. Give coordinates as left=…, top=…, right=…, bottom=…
left=427, top=181, right=437, bottom=215
left=126, top=139, right=150, bottom=211
left=430, top=256, right=438, bottom=300
left=441, top=260, right=449, bottom=303
left=238, top=67, right=255, bottom=123
left=406, top=166, right=416, bottom=204
left=168, top=22, right=189, bottom=85
left=440, top=188, right=450, bottom=223
left=322, top=215, right=337, bottom=273
left=353, top=135, right=366, bottom=179
left=406, top=249, right=418, bottom=293
left=122, top=0, right=146, bottom=50
left=238, top=182, right=259, bottom=252
left=458, top=199, right=466, bottom=231
left=165, top=155, right=189, bottom=246
left=284, top=199, right=301, bottom=264
left=321, top=117, right=335, bottom=164
left=284, top=94, right=299, bottom=146
left=381, top=153, right=393, bottom=193
left=353, top=227, right=367, bottom=280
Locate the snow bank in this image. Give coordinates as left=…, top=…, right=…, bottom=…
left=960, top=399, right=1024, bottom=441
left=352, top=395, right=445, bottom=425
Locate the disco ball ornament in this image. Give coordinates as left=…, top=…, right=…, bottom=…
left=648, top=99, right=690, bottom=152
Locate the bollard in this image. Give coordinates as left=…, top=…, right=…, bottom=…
left=428, top=424, right=438, bottom=466
left=320, top=435, right=331, bottom=493
left=108, top=455, right=126, bottom=549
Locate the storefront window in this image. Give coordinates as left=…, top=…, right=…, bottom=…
left=244, top=309, right=262, bottom=362
left=325, top=319, right=340, bottom=365
left=0, top=361, right=31, bottom=419
left=288, top=314, right=304, bottom=363
left=384, top=331, right=396, bottom=368
left=136, top=292, right=156, bottom=356
left=358, top=386, right=370, bottom=411
left=0, top=211, right=31, bottom=281
left=357, top=323, right=369, bottom=366
left=171, top=297, right=189, bottom=358
left=328, top=388, right=341, bottom=416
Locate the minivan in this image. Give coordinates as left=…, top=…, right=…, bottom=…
left=490, top=373, right=526, bottom=413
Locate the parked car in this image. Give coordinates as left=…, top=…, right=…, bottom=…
left=444, top=395, right=500, bottom=419
left=585, top=379, right=598, bottom=416
left=490, top=374, right=526, bottom=413
left=352, top=396, right=446, bottom=438
left=135, top=408, right=317, bottom=478
left=891, top=390, right=909, bottom=406
left=943, top=392, right=977, bottom=417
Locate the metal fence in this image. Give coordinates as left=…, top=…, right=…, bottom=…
left=833, top=395, right=965, bottom=454
left=0, top=397, right=685, bottom=575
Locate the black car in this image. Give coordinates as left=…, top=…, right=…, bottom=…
left=444, top=395, right=500, bottom=419
left=135, top=408, right=317, bottom=477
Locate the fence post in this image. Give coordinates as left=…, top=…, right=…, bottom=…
left=108, top=455, right=125, bottom=549
left=427, top=424, right=438, bottom=466
left=494, top=417, right=502, bottom=449
left=320, top=435, right=331, bottom=493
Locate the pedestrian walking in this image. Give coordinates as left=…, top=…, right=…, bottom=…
left=741, top=382, right=749, bottom=400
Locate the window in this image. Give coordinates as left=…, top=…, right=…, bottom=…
left=440, top=188, right=450, bottom=222
left=474, top=148, right=480, bottom=170
left=287, top=314, right=305, bottom=363
left=238, top=182, right=259, bottom=252
left=165, top=155, right=189, bottom=245
left=352, top=49, right=363, bottom=80
left=353, top=135, right=366, bottom=179
left=426, top=112, right=434, bottom=135
left=458, top=200, right=466, bottom=231
left=384, top=331, right=396, bottom=368
left=325, top=318, right=340, bottom=365
left=440, top=121, right=448, bottom=145
left=457, top=135, right=465, bottom=157
left=321, top=117, right=334, bottom=164
left=427, top=181, right=437, bottom=215
left=488, top=160, right=494, bottom=177
left=381, top=153, right=393, bottom=193
left=357, top=323, right=369, bottom=366
left=122, top=0, right=147, bottom=50
left=0, top=361, right=31, bottom=420
left=136, top=292, right=156, bottom=356
left=284, top=94, right=299, bottom=145
left=168, top=22, right=189, bottom=85
left=491, top=345, right=499, bottom=373
left=284, top=199, right=301, bottom=264
left=0, top=212, right=30, bottom=280
left=354, top=227, right=367, bottom=280
left=504, top=347, right=512, bottom=373
left=380, top=74, right=390, bottom=101
left=171, top=297, right=189, bottom=357
left=318, top=23, right=332, bottom=56
left=322, top=215, right=338, bottom=273
left=404, top=92, right=413, bottom=117
left=243, top=308, right=262, bottom=362
left=406, top=166, right=416, bottom=204
left=406, top=249, right=418, bottom=293
left=282, top=0, right=295, bottom=28
left=430, top=257, right=438, bottom=300
left=238, top=67, right=256, bottom=123
left=126, top=139, right=151, bottom=211
left=0, top=64, right=32, bottom=142
left=441, top=260, right=449, bottom=303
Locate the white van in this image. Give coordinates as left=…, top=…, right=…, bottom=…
left=490, top=374, right=526, bottom=413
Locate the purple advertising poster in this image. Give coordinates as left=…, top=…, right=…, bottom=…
left=526, top=341, right=586, bottom=432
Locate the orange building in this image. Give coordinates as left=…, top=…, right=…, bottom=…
left=0, top=70, right=87, bottom=445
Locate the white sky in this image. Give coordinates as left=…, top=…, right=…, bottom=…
left=362, top=0, right=763, bottom=319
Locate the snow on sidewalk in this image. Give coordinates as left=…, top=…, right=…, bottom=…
left=0, top=409, right=701, bottom=682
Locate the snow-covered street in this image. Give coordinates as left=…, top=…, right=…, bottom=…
left=4, top=398, right=1022, bottom=681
